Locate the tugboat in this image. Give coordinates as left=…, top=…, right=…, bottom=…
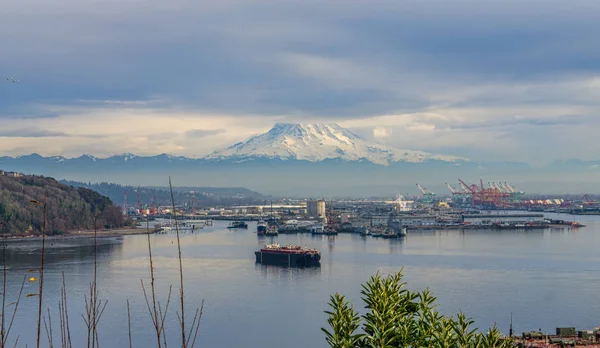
left=323, top=224, right=338, bottom=235
left=323, top=203, right=338, bottom=235
left=370, top=226, right=384, bottom=237
left=359, top=226, right=370, bottom=236
left=227, top=221, right=248, bottom=229
left=310, top=223, right=324, bottom=234
left=399, top=227, right=407, bottom=237
left=311, top=223, right=337, bottom=235
left=264, top=224, right=279, bottom=236
left=255, top=244, right=321, bottom=267
left=256, top=220, right=268, bottom=235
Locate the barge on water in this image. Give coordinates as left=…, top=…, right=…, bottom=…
left=227, top=221, right=248, bottom=229
left=255, top=244, right=321, bottom=267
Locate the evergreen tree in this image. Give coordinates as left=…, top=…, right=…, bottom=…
left=323, top=270, right=513, bottom=348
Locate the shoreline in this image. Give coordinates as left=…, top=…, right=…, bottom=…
left=1, top=227, right=149, bottom=242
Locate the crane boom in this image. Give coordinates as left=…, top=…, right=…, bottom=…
left=505, top=182, right=517, bottom=193
left=445, top=183, right=456, bottom=194
left=458, top=179, right=476, bottom=193
left=416, top=183, right=427, bottom=195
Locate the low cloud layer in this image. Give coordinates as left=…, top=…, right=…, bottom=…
left=2, top=0, right=600, bottom=163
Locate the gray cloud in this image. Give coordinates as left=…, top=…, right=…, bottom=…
left=185, top=129, right=226, bottom=138
left=0, top=128, right=70, bottom=138
left=0, top=128, right=107, bottom=138
left=2, top=0, right=600, bottom=161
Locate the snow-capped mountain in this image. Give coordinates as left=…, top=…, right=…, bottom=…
left=5, top=123, right=585, bottom=196
left=207, top=123, right=465, bottom=165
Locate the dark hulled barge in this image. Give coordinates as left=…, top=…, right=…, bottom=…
left=255, top=244, right=321, bottom=267
left=227, top=221, right=248, bottom=229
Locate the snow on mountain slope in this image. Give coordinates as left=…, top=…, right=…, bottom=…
left=206, top=123, right=466, bottom=165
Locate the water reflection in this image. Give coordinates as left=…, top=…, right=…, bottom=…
left=0, top=221, right=599, bottom=348
left=254, top=262, right=322, bottom=282
left=387, top=238, right=405, bottom=254
left=0, top=237, right=123, bottom=269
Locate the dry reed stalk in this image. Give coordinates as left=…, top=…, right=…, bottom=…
left=32, top=195, right=48, bottom=348
left=141, top=215, right=172, bottom=347
left=83, top=214, right=107, bottom=348
left=43, top=308, right=54, bottom=348
left=92, top=215, right=98, bottom=348
left=58, top=272, right=72, bottom=348
left=1, top=225, right=5, bottom=346
left=0, top=224, right=27, bottom=348
left=169, top=178, right=203, bottom=348
left=127, top=300, right=132, bottom=348
left=168, top=178, right=187, bottom=346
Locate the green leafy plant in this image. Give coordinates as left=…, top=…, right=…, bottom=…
left=322, top=270, right=514, bottom=348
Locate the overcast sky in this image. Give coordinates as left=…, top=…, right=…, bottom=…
left=1, top=0, right=600, bottom=163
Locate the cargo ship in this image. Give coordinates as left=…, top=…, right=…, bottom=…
left=255, top=244, right=321, bottom=267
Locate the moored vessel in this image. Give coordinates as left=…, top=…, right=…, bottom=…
left=227, top=221, right=248, bottom=229
left=256, top=220, right=268, bottom=234
left=255, top=244, right=321, bottom=267
left=310, top=223, right=324, bottom=234
left=359, top=226, right=370, bottom=236
left=311, top=223, right=337, bottom=235
left=265, top=224, right=279, bottom=236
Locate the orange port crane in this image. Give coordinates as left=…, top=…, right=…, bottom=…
left=582, top=194, right=598, bottom=205
left=458, top=178, right=509, bottom=208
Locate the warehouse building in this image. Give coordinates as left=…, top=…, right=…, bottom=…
left=462, top=213, right=544, bottom=225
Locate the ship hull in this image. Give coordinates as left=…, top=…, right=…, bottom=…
left=255, top=251, right=321, bottom=267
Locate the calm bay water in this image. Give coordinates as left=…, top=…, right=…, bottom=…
left=2, top=212, right=600, bottom=347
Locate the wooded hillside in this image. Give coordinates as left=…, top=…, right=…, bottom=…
left=61, top=180, right=268, bottom=209
left=0, top=173, right=127, bottom=235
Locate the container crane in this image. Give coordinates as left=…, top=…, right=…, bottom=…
left=458, top=179, right=478, bottom=207
left=504, top=182, right=525, bottom=203
left=458, top=178, right=506, bottom=208
left=416, top=184, right=436, bottom=203
left=446, top=182, right=468, bottom=205
left=500, top=182, right=513, bottom=193
left=445, top=183, right=457, bottom=194
left=582, top=194, right=598, bottom=205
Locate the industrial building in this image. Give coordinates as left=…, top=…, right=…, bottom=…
left=370, top=215, right=389, bottom=227
left=306, top=200, right=326, bottom=219
left=462, top=213, right=544, bottom=225
left=396, top=215, right=437, bottom=227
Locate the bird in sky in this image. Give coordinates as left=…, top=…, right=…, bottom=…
left=5, top=77, right=19, bottom=83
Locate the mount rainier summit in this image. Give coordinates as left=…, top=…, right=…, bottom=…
left=206, top=123, right=465, bottom=165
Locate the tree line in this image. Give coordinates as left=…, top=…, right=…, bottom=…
left=0, top=174, right=127, bottom=235
left=60, top=180, right=269, bottom=209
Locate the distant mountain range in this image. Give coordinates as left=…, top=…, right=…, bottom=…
left=1, top=123, right=599, bottom=196
left=60, top=181, right=267, bottom=209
